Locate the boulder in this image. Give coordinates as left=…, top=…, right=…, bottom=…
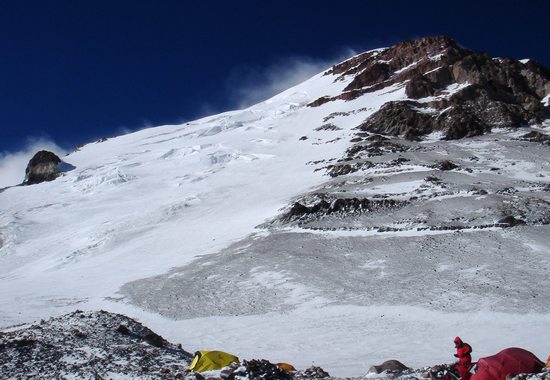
left=498, top=216, right=526, bottom=227
left=143, top=332, right=165, bottom=347
left=24, top=151, right=62, bottom=185
left=437, top=160, right=459, bottom=171
left=368, top=359, right=410, bottom=374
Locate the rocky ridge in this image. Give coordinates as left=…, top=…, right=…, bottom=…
left=0, top=310, right=192, bottom=379
left=310, top=36, right=550, bottom=140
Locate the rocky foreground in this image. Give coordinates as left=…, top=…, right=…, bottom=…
left=1, top=311, right=548, bottom=380
left=0, top=310, right=192, bottom=379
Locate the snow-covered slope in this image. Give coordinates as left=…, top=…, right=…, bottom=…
left=1, top=36, right=549, bottom=377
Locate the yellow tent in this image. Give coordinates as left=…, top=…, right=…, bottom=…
left=189, top=350, right=240, bottom=372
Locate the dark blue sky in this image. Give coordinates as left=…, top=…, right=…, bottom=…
left=1, top=0, right=549, bottom=153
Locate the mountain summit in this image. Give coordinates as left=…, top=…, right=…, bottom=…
left=312, top=35, right=550, bottom=139
left=1, top=36, right=549, bottom=377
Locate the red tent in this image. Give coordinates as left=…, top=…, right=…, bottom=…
left=471, top=348, right=544, bottom=380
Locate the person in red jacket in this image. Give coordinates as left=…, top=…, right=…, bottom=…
left=453, top=336, right=473, bottom=380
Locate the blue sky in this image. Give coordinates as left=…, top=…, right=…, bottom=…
left=1, top=0, right=549, bottom=155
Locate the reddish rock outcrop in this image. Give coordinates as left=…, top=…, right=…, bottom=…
left=312, top=36, right=550, bottom=140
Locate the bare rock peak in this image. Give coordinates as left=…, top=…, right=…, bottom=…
left=313, top=36, right=550, bottom=141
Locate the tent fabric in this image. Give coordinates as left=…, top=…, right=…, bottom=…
left=189, top=350, right=240, bottom=372
left=276, top=363, right=296, bottom=372
left=471, top=348, right=544, bottom=380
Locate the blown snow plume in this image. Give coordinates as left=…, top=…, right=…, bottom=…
left=0, top=36, right=549, bottom=377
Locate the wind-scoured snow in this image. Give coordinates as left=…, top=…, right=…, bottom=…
left=1, top=48, right=549, bottom=378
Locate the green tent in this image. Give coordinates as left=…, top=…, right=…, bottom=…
left=189, top=350, right=240, bottom=372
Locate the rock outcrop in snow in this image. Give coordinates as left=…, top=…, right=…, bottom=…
left=23, top=150, right=62, bottom=185
left=310, top=36, right=550, bottom=140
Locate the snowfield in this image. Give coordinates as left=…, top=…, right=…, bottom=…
left=1, top=44, right=550, bottom=377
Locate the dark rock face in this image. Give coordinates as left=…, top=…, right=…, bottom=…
left=327, top=162, right=372, bottom=177
left=308, top=96, right=332, bottom=107
left=406, top=75, right=435, bottom=99
left=437, top=160, right=459, bottom=171
left=438, top=106, right=489, bottom=139
left=358, top=102, right=436, bottom=139
left=344, top=135, right=408, bottom=159
left=24, top=151, right=62, bottom=185
left=310, top=36, right=550, bottom=140
left=497, top=216, right=526, bottom=227
left=358, top=101, right=494, bottom=140
left=144, top=332, right=165, bottom=347
left=281, top=197, right=405, bottom=223
left=521, top=131, right=550, bottom=145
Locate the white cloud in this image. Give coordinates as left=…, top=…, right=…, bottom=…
left=0, top=138, right=66, bottom=188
